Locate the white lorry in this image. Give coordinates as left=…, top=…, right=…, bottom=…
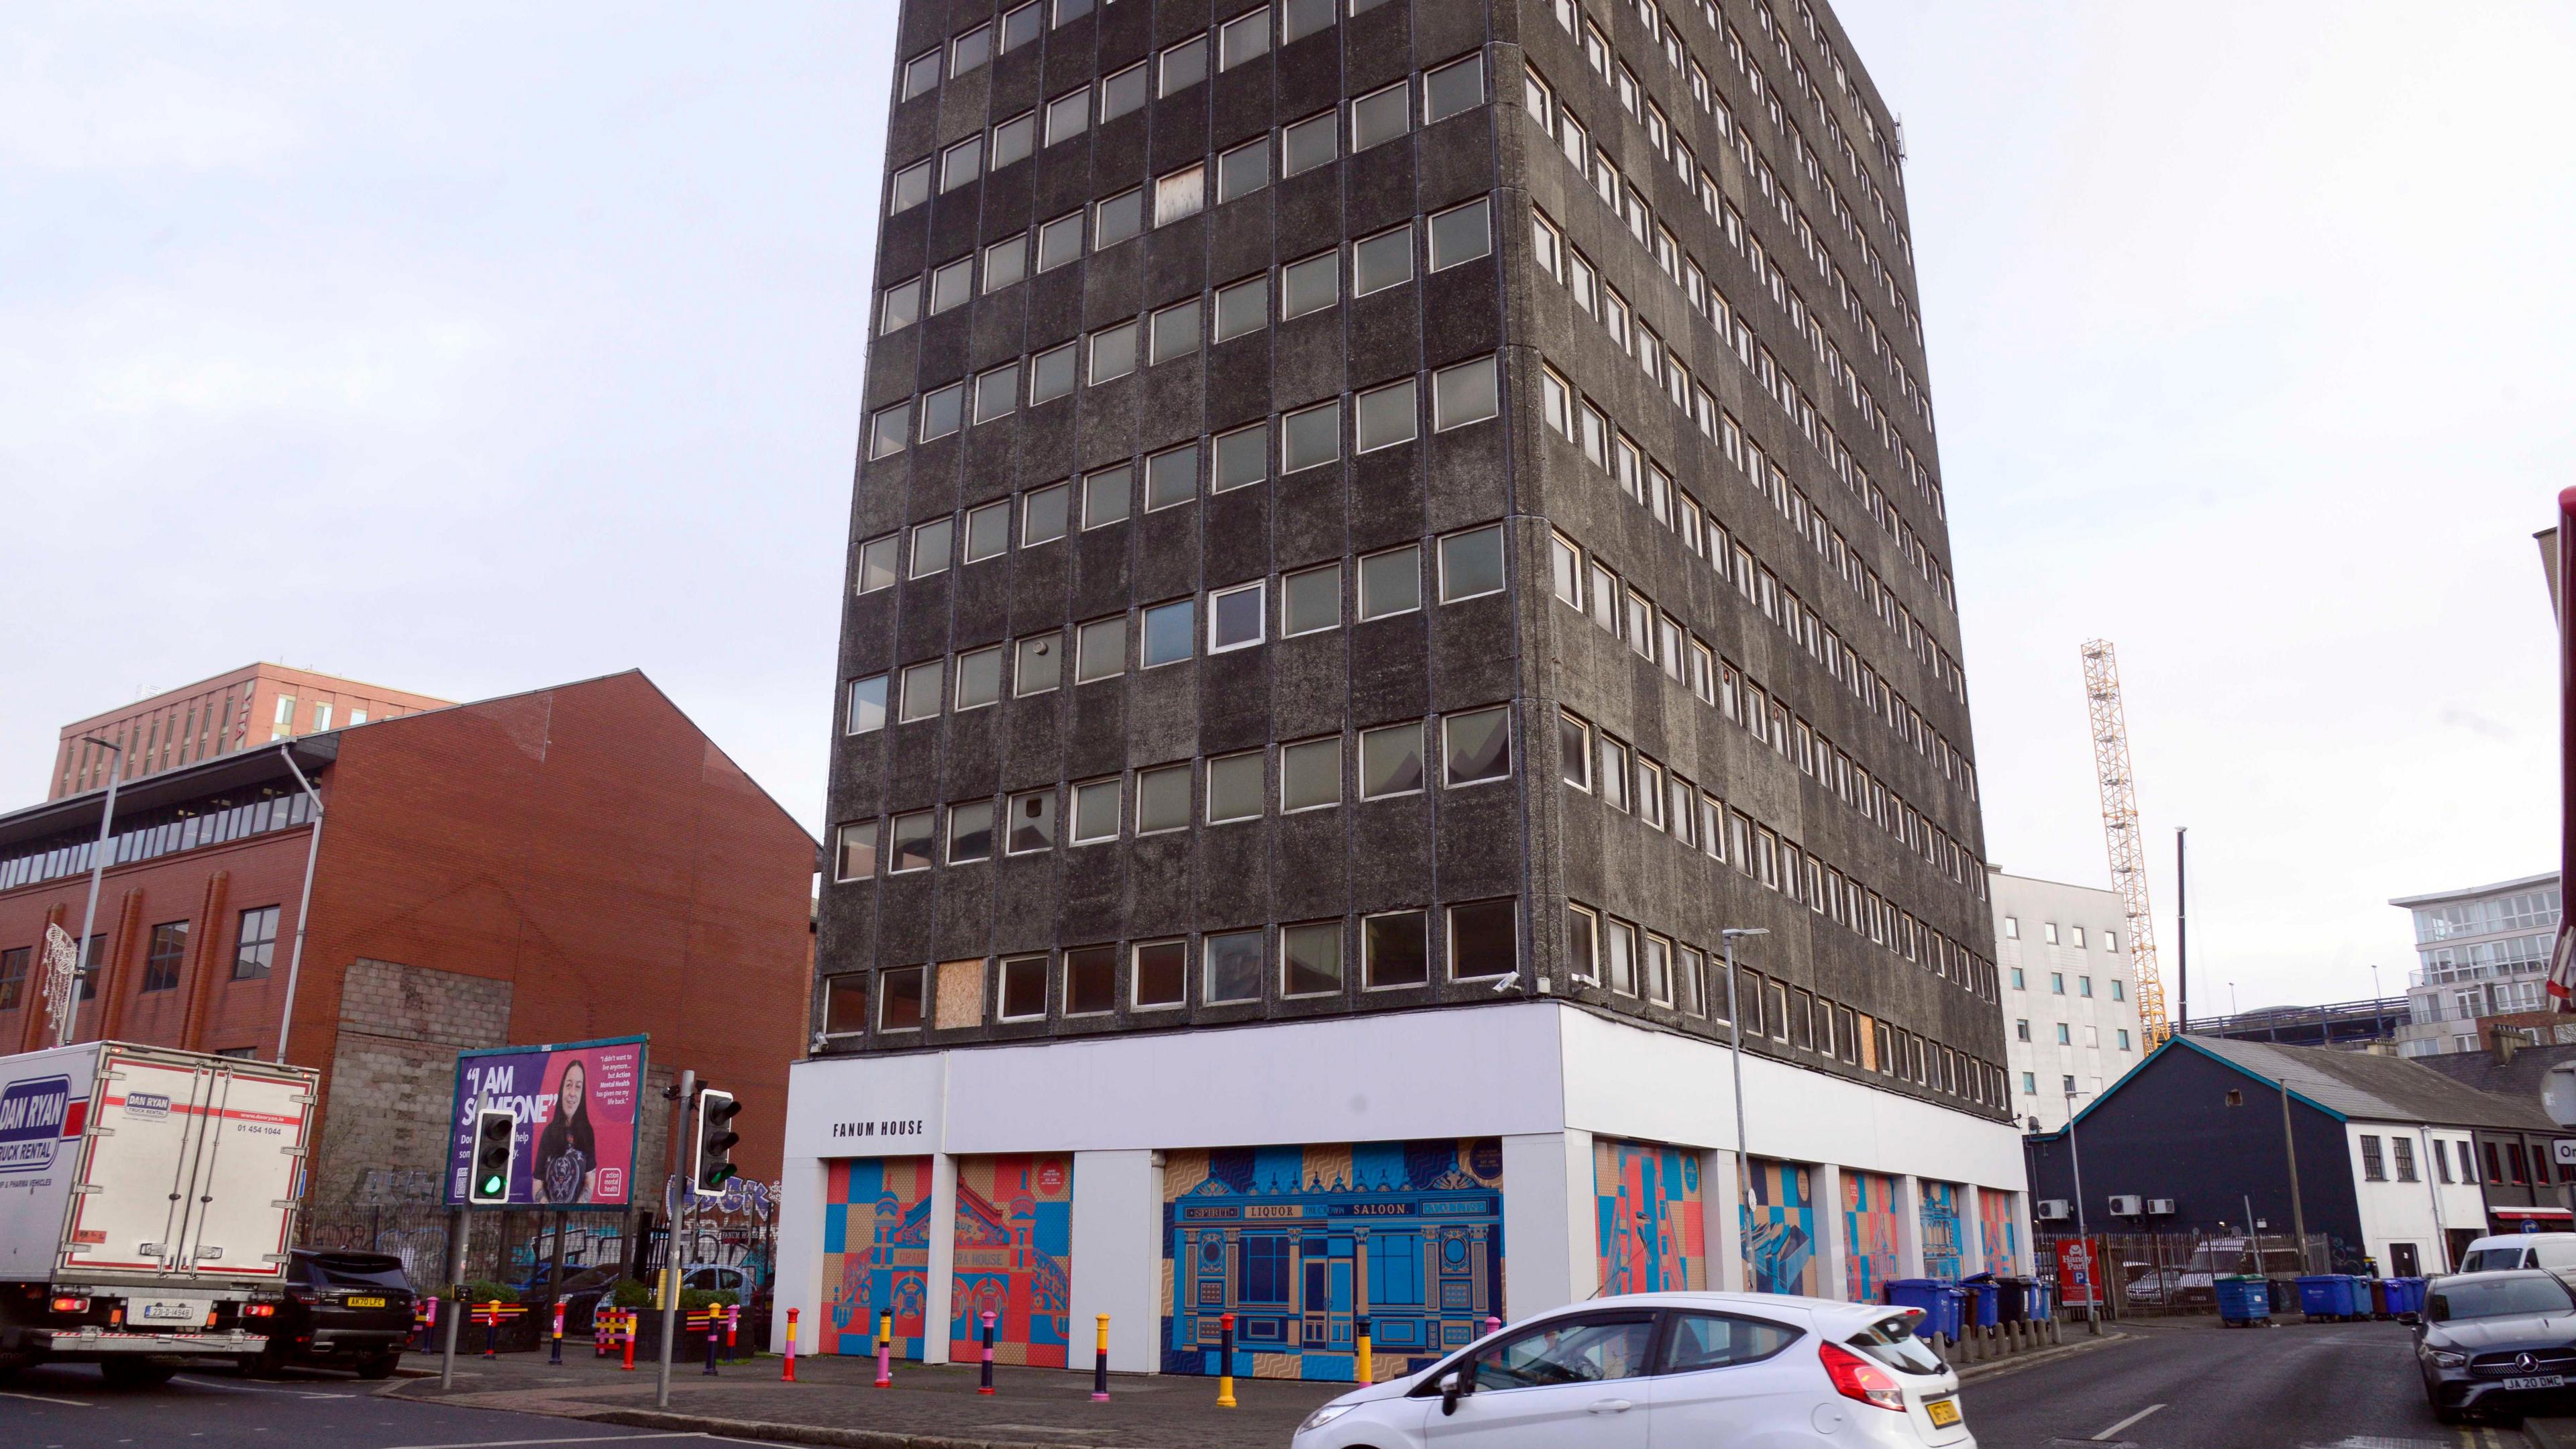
left=0, top=1040, right=319, bottom=1385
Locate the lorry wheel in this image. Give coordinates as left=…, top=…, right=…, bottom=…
left=99, top=1360, right=178, bottom=1388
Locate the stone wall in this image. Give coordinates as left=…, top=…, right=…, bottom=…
left=309, top=956, right=512, bottom=1214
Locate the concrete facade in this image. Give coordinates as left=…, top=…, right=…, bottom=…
left=793, top=0, right=2010, bottom=1380
left=1992, top=869, right=2144, bottom=1130
left=818, top=0, right=2004, bottom=1118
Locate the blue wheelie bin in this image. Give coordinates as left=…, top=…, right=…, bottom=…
left=1886, top=1279, right=1964, bottom=1340
left=2298, top=1275, right=2360, bottom=1321
left=2215, top=1275, right=2270, bottom=1326
left=2384, top=1277, right=2426, bottom=1318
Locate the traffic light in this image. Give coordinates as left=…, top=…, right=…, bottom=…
left=468, top=1107, right=517, bottom=1205
left=693, top=1089, right=741, bottom=1194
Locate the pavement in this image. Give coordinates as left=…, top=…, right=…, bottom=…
left=388, top=1341, right=1341, bottom=1448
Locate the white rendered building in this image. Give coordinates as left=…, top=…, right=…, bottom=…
left=768, top=1000, right=2030, bottom=1378
left=1992, top=869, right=2145, bottom=1132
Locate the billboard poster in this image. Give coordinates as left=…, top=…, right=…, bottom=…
left=445, top=1036, right=647, bottom=1210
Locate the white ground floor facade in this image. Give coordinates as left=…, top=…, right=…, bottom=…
left=767, top=1000, right=2030, bottom=1381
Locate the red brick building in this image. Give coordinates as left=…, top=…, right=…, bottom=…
left=49, top=662, right=453, bottom=800
left=0, top=670, right=817, bottom=1226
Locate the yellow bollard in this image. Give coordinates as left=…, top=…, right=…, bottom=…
left=1354, top=1316, right=1373, bottom=1385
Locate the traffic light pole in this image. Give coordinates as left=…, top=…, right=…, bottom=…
left=440, top=1201, right=468, bottom=1387
left=656, top=1069, right=692, bottom=1409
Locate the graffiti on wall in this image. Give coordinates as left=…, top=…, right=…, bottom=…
left=1920, top=1180, right=1963, bottom=1283
left=1162, top=1140, right=1503, bottom=1383
left=1843, top=1170, right=1904, bottom=1304
left=1741, top=1158, right=1819, bottom=1296
left=820, top=1157, right=932, bottom=1358
left=1595, top=1140, right=1705, bottom=1295
left=948, top=1155, right=1074, bottom=1367
left=1978, top=1188, right=2021, bottom=1277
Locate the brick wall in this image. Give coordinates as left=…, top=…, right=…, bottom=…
left=298, top=672, right=815, bottom=1187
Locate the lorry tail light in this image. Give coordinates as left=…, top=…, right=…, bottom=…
left=50, top=1295, right=89, bottom=1314
left=1818, top=1340, right=1907, bottom=1412
left=246, top=1303, right=277, bottom=1318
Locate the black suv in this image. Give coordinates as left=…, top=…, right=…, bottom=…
left=246, top=1250, right=415, bottom=1378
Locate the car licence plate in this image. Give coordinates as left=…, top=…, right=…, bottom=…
left=2505, top=1375, right=2567, bottom=1391
left=345, top=1296, right=387, bottom=1308
left=1925, top=1397, right=1962, bottom=1427
left=130, top=1297, right=211, bottom=1325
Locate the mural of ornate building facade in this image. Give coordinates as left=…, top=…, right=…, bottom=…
left=1161, top=1140, right=1503, bottom=1382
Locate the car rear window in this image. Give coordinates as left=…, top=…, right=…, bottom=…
left=308, top=1255, right=413, bottom=1289
left=1846, top=1313, right=1947, bottom=1375
left=2459, top=1248, right=2531, bottom=1273
left=2430, top=1277, right=2575, bottom=1322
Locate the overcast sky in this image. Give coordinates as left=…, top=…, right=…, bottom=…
left=5, top=3, right=2570, bottom=1018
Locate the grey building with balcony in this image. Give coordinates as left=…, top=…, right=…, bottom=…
left=2394, top=872, right=2563, bottom=1058
left=775, top=0, right=2027, bottom=1381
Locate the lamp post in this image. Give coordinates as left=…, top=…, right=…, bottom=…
left=2371, top=964, right=2385, bottom=1043
left=63, top=737, right=124, bottom=1047
left=2065, top=1087, right=2096, bottom=1332
left=1720, top=926, right=1769, bottom=1288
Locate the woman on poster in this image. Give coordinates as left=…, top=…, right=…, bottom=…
left=535, top=1057, right=600, bottom=1203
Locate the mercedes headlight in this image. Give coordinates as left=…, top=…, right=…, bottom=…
left=2424, top=1348, right=2467, bottom=1368
left=1298, top=1402, right=1358, bottom=1434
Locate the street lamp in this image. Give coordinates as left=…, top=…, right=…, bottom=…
left=2065, top=1085, right=2097, bottom=1332
left=1721, top=926, right=1769, bottom=1279
left=63, top=737, right=123, bottom=1047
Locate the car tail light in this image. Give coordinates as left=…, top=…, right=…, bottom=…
left=1819, top=1340, right=1907, bottom=1412
left=245, top=1303, right=276, bottom=1318
left=288, top=1289, right=321, bottom=1305
left=49, top=1295, right=89, bottom=1314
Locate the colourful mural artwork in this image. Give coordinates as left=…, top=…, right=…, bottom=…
left=1162, top=1140, right=1503, bottom=1383
left=1920, top=1179, right=1964, bottom=1283
left=1843, top=1170, right=1904, bottom=1304
left=820, top=1157, right=932, bottom=1358
left=1978, top=1189, right=2021, bottom=1277
left=1741, top=1158, right=1819, bottom=1297
left=948, top=1155, right=1075, bottom=1367
left=1594, top=1140, right=1705, bottom=1294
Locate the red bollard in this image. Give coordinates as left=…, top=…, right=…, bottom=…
left=550, top=1299, right=566, bottom=1365
left=784, top=1307, right=799, bottom=1382
left=621, top=1307, right=637, bottom=1372
left=482, top=1300, right=499, bottom=1358
left=978, top=1309, right=997, bottom=1395
left=726, top=1303, right=739, bottom=1360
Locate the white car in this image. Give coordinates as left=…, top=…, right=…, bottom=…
left=1292, top=1291, right=1972, bottom=1449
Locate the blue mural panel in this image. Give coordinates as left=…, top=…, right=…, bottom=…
left=1162, top=1139, right=1503, bottom=1382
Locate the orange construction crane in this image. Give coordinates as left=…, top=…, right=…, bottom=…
left=2081, top=641, right=2172, bottom=1045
